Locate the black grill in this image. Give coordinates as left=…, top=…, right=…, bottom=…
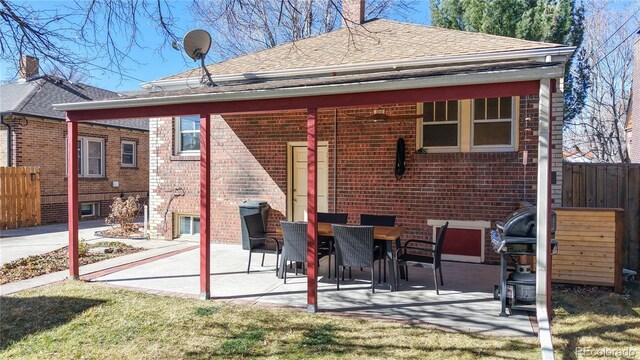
left=491, top=206, right=559, bottom=316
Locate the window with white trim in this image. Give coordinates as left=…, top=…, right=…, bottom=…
left=421, top=100, right=459, bottom=149
left=472, top=97, right=515, bottom=149
left=178, top=215, right=200, bottom=236
left=121, top=140, right=136, bottom=167
left=80, top=203, right=98, bottom=217
left=66, top=137, right=105, bottom=177
left=175, top=116, right=200, bottom=154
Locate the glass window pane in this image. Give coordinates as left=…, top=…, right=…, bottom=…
left=81, top=204, right=93, bottom=216
left=180, top=117, right=200, bottom=131
left=122, top=143, right=134, bottom=154
left=423, top=124, right=458, bottom=147
left=435, top=101, right=446, bottom=121
left=487, top=98, right=499, bottom=119
left=447, top=101, right=458, bottom=121
left=88, top=141, right=102, bottom=157
left=181, top=133, right=200, bottom=151
left=474, top=99, right=485, bottom=120
left=192, top=217, right=201, bottom=235
left=423, top=102, right=434, bottom=122
left=474, top=122, right=512, bottom=146
left=500, top=97, right=512, bottom=119
left=180, top=217, right=191, bottom=235
left=88, top=158, right=101, bottom=175
left=122, top=154, right=134, bottom=164
left=77, top=140, right=82, bottom=175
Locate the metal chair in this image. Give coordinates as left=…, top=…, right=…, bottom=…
left=280, top=221, right=308, bottom=284
left=244, top=213, right=281, bottom=275
left=395, top=222, right=449, bottom=294
left=317, top=212, right=348, bottom=278
left=360, top=214, right=396, bottom=283
left=332, top=224, right=377, bottom=293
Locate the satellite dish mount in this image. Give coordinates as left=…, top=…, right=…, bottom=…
left=183, top=29, right=215, bottom=86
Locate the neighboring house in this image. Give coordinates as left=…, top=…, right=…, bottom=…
left=0, top=56, right=149, bottom=224
left=57, top=6, right=571, bottom=264
left=627, top=94, right=634, bottom=161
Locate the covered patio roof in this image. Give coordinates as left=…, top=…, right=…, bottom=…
left=54, top=25, right=569, bottom=356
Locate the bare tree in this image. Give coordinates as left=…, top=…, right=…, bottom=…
left=0, top=0, right=182, bottom=82
left=192, top=0, right=415, bottom=60
left=564, top=0, right=639, bottom=163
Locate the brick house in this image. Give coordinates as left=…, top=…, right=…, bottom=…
left=0, top=57, right=149, bottom=224
left=115, top=19, right=567, bottom=264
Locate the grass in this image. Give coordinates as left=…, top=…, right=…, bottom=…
left=0, top=241, right=143, bottom=285
left=0, top=280, right=637, bottom=359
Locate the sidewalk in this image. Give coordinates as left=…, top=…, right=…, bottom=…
left=1, top=219, right=147, bottom=265
left=1, top=241, right=197, bottom=296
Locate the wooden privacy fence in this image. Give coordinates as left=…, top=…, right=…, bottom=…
left=0, top=167, right=41, bottom=229
left=562, top=163, right=640, bottom=271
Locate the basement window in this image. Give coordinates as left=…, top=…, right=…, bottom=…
left=80, top=203, right=98, bottom=217
left=178, top=215, right=200, bottom=236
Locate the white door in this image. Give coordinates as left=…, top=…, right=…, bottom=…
left=292, top=145, right=328, bottom=222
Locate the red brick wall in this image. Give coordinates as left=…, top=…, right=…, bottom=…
left=150, top=97, right=544, bottom=263
left=6, top=116, right=149, bottom=223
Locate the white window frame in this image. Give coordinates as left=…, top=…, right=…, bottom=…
left=417, top=101, right=461, bottom=152
left=80, top=203, right=98, bottom=217
left=66, top=137, right=105, bottom=178
left=427, top=219, right=491, bottom=263
left=175, top=116, right=201, bottom=155
left=177, top=214, right=200, bottom=237
left=121, top=140, right=136, bottom=167
left=471, top=97, right=516, bottom=152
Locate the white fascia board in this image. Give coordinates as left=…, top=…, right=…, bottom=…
left=140, top=46, right=575, bottom=91
left=55, top=64, right=565, bottom=112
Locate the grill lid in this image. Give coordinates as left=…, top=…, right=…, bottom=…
left=499, top=206, right=556, bottom=238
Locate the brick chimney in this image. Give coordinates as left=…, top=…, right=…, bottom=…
left=18, top=55, right=39, bottom=80
left=342, top=0, right=365, bottom=26
left=630, top=35, right=640, bottom=163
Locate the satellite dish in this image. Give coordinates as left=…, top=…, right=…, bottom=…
left=182, top=29, right=215, bottom=87
left=183, top=29, right=212, bottom=61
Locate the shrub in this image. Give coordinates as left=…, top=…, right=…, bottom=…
left=106, top=196, right=140, bottom=234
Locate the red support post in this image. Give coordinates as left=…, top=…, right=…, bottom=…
left=547, top=92, right=553, bottom=318
left=306, top=108, right=318, bottom=313
left=67, top=119, right=79, bottom=279
left=199, top=113, right=211, bottom=299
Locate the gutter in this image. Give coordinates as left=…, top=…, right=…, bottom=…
left=0, top=114, right=11, bottom=166
left=140, top=46, right=575, bottom=91
left=55, top=64, right=566, bottom=112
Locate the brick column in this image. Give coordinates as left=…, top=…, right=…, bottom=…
left=551, top=90, right=564, bottom=206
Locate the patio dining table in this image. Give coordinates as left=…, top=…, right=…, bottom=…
left=276, top=222, right=405, bottom=291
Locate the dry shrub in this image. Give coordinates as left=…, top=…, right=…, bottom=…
left=106, top=196, right=140, bottom=234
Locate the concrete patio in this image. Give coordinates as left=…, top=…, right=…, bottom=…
left=92, top=243, right=535, bottom=337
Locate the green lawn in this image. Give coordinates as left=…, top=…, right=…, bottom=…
left=1, top=281, right=638, bottom=359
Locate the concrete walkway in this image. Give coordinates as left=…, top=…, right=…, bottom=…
left=92, top=244, right=537, bottom=337
left=1, top=219, right=151, bottom=265
left=1, top=241, right=196, bottom=296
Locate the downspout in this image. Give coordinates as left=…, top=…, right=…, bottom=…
left=1, top=115, right=11, bottom=166
left=333, top=108, right=338, bottom=212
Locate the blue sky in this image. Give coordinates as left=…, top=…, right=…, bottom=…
left=2, top=1, right=431, bottom=92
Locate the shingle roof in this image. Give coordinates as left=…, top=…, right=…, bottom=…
left=0, top=76, right=148, bottom=130
left=162, top=19, right=565, bottom=81
left=127, top=60, right=560, bottom=100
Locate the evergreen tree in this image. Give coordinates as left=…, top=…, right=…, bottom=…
left=430, top=0, right=590, bottom=122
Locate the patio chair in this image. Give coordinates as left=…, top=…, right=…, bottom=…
left=332, top=224, right=377, bottom=293
left=280, top=221, right=308, bottom=284
left=360, top=214, right=396, bottom=283
left=395, top=222, right=449, bottom=294
left=244, top=213, right=282, bottom=275
left=317, top=212, right=348, bottom=278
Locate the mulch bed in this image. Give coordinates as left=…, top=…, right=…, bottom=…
left=0, top=241, right=144, bottom=285
left=95, top=223, right=146, bottom=239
